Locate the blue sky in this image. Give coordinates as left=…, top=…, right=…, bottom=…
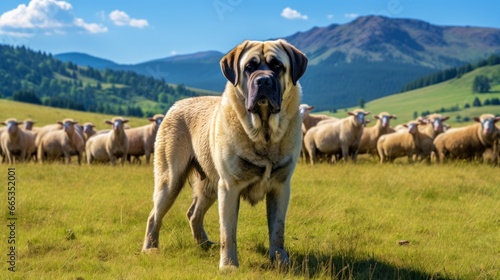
left=0, top=0, right=499, bottom=64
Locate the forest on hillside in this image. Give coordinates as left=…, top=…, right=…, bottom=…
left=0, top=45, right=200, bottom=117
left=400, top=54, right=500, bottom=93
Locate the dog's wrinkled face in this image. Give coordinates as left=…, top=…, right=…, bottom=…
left=220, top=40, right=307, bottom=118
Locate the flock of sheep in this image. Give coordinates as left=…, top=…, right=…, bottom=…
left=300, top=104, right=500, bottom=165
left=0, top=114, right=164, bottom=165
left=1, top=104, right=499, bottom=166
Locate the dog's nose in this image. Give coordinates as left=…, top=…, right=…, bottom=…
left=255, top=76, right=273, bottom=87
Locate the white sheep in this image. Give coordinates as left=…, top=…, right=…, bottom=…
left=377, top=121, right=422, bottom=163
left=0, top=118, right=30, bottom=164
left=303, top=109, right=370, bottom=165
left=35, top=123, right=63, bottom=148
left=37, top=119, right=84, bottom=164
left=433, top=114, right=500, bottom=163
left=357, top=112, right=397, bottom=156
left=85, top=117, right=129, bottom=165
left=125, top=114, right=164, bottom=164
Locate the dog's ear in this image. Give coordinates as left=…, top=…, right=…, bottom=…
left=220, top=40, right=249, bottom=86
left=279, top=39, right=308, bottom=86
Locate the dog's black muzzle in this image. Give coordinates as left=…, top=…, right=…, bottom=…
left=246, top=71, right=281, bottom=114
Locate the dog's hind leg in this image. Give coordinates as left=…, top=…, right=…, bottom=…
left=142, top=156, right=190, bottom=252
left=186, top=179, right=217, bottom=248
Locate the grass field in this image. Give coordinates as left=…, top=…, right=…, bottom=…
left=0, top=99, right=152, bottom=130
left=1, top=160, right=498, bottom=279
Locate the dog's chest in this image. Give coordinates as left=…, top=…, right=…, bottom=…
left=235, top=151, right=293, bottom=205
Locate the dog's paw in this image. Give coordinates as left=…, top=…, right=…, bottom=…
left=219, top=264, right=238, bottom=272
left=142, top=248, right=159, bottom=255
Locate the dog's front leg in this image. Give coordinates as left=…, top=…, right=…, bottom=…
left=266, top=182, right=291, bottom=267
left=218, top=179, right=240, bottom=269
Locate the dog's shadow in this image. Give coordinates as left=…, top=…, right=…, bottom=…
left=254, top=244, right=450, bottom=279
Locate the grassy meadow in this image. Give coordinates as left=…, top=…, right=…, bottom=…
left=0, top=99, right=152, bottom=129
left=1, top=160, right=498, bottom=279
left=326, top=65, right=500, bottom=127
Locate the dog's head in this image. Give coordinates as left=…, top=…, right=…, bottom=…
left=220, top=40, right=307, bottom=116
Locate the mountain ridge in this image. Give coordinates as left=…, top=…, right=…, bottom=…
left=55, top=15, right=500, bottom=110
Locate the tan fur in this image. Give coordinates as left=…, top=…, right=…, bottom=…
left=303, top=109, right=370, bottom=165
left=85, top=117, right=129, bottom=165
left=125, top=114, right=164, bottom=164
left=142, top=40, right=307, bottom=269
left=433, top=114, right=500, bottom=163
left=377, top=121, right=423, bottom=163
left=358, top=112, right=396, bottom=155
left=37, top=118, right=83, bottom=164
left=414, top=114, right=449, bottom=162
left=0, top=118, right=29, bottom=164
left=82, top=122, right=97, bottom=141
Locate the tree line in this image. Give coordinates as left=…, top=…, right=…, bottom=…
left=400, top=54, right=500, bottom=93
left=0, top=44, right=201, bottom=117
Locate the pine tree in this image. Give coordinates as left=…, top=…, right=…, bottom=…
left=472, top=97, right=482, bottom=107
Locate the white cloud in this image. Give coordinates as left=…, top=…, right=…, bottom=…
left=327, top=14, right=334, bottom=20
left=0, top=0, right=107, bottom=36
left=344, top=13, right=359, bottom=19
left=109, top=10, right=148, bottom=28
left=281, top=7, right=308, bottom=20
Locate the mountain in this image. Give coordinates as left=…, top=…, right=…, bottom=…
left=56, top=16, right=500, bottom=111
left=55, top=52, right=119, bottom=69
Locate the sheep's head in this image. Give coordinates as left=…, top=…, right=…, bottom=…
left=374, top=112, right=396, bottom=128
left=2, top=118, right=22, bottom=133
left=426, top=114, right=449, bottom=133
left=105, top=117, right=129, bottom=132
left=299, top=104, right=314, bottom=119
left=348, top=109, right=370, bottom=127
left=23, top=119, right=36, bottom=130
left=58, top=119, right=78, bottom=133
left=149, top=114, right=165, bottom=126
left=474, top=114, right=500, bottom=135
left=83, top=122, right=96, bottom=134
left=404, top=121, right=419, bottom=135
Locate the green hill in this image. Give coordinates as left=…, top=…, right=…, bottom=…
left=0, top=44, right=208, bottom=118
left=0, top=99, right=152, bottom=130
left=324, top=64, right=500, bottom=127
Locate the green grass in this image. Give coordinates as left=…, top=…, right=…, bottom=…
left=2, top=161, right=498, bottom=279
left=325, top=65, right=500, bottom=127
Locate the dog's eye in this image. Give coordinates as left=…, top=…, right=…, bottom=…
left=245, top=61, right=257, bottom=72
left=270, top=59, right=283, bottom=71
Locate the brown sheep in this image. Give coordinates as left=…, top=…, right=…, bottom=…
left=82, top=122, right=97, bottom=140
left=125, top=114, right=164, bottom=164
left=358, top=112, right=397, bottom=156
left=377, top=121, right=423, bottom=163
left=303, top=109, right=370, bottom=165
left=433, top=114, right=500, bottom=163
left=0, top=118, right=30, bottom=164
left=85, top=117, right=129, bottom=165
left=415, top=114, right=449, bottom=162
left=37, top=119, right=84, bottom=164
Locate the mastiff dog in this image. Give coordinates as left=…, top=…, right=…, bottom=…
left=142, top=39, right=308, bottom=269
